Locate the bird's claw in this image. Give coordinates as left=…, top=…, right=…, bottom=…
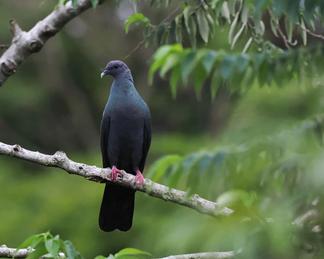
left=135, top=169, right=145, bottom=186
left=111, top=166, right=122, bottom=182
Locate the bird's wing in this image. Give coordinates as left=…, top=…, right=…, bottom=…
left=139, top=115, right=152, bottom=172
left=100, top=115, right=111, bottom=168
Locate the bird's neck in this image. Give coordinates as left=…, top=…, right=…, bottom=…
left=110, top=71, right=136, bottom=97
left=115, top=69, right=133, bottom=83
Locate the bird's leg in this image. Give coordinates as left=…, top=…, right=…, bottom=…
left=135, top=169, right=145, bottom=186
left=111, top=165, right=122, bottom=181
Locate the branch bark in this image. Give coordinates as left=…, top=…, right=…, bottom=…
left=0, top=141, right=233, bottom=217
left=157, top=251, right=236, bottom=259
left=0, top=246, right=31, bottom=258
left=0, top=245, right=65, bottom=258
left=0, top=0, right=100, bottom=87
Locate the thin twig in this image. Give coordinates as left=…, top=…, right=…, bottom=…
left=124, top=39, right=145, bottom=60
left=276, top=25, right=290, bottom=49
left=303, top=27, right=324, bottom=40
left=160, top=6, right=181, bottom=24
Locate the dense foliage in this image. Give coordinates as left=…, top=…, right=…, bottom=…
left=123, top=0, right=324, bottom=258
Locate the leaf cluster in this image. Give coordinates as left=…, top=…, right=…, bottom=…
left=18, top=232, right=82, bottom=259
left=18, top=232, right=151, bottom=259
left=124, top=0, right=324, bottom=50
left=149, top=43, right=324, bottom=98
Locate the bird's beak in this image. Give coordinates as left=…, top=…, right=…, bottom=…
left=100, top=71, right=106, bottom=79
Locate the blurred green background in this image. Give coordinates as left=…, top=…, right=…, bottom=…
left=1, top=1, right=324, bottom=258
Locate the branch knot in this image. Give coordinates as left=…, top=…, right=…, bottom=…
left=29, top=40, right=43, bottom=53
left=53, top=151, right=68, bottom=164
left=12, top=144, right=21, bottom=152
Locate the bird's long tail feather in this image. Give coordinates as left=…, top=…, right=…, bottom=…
left=99, top=183, right=135, bottom=232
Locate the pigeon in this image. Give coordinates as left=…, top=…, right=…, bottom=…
left=99, top=60, right=151, bottom=232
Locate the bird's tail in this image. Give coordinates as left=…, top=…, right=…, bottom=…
left=99, top=183, right=135, bottom=232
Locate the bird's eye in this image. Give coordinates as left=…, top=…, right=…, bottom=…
left=113, top=65, right=118, bottom=69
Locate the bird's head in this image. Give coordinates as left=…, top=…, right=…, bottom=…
left=101, top=60, right=130, bottom=79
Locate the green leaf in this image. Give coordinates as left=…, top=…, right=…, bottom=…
left=188, top=15, right=197, bottom=48
left=216, top=190, right=257, bottom=210
left=242, top=37, right=253, bottom=53
left=181, top=51, right=196, bottom=84
left=286, top=18, right=293, bottom=42
left=45, top=236, right=60, bottom=257
left=181, top=50, right=207, bottom=84
left=64, top=240, right=82, bottom=259
left=255, top=20, right=265, bottom=36
left=149, top=44, right=182, bottom=84
left=19, top=233, right=46, bottom=249
left=115, top=248, right=151, bottom=259
left=270, top=13, right=279, bottom=37
left=168, top=21, right=177, bottom=43
left=219, top=55, right=237, bottom=80
left=221, top=2, right=231, bottom=23
left=170, top=64, right=181, bottom=98
left=159, top=54, right=179, bottom=78
left=196, top=9, right=209, bottom=43
left=228, top=12, right=239, bottom=45
left=175, top=15, right=183, bottom=43
left=194, top=63, right=207, bottom=98
left=202, top=51, right=217, bottom=74
left=241, top=4, right=249, bottom=24
left=167, top=164, right=183, bottom=188
left=124, top=13, right=150, bottom=34
left=156, top=24, right=166, bottom=45
left=183, top=6, right=192, bottom=33
left=147, top=155, right=182, bottom=182
left=210, top=71, right=221, bottom=100
left=231, top=23, right=245, bottom=49
left=300, top=18, right=307, bottom=46
left=26, top=243, right=47, bottom=259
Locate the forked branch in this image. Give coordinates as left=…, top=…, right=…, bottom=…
left=0, top=0, right=102, bottom=86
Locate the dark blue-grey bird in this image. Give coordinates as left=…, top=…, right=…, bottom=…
left=99, top=60, right=151, bottom=232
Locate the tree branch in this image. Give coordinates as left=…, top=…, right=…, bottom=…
left=0, top=0, right=101, bottom=87
left=0, top=245, right=31, bottom=258
left=158, top=251, right=237, bottom=259
left=0, top=141, right=233, bottom=217
left=0, top=245, right=236, bottom=259
left=0, top=245, right=65, bottom=258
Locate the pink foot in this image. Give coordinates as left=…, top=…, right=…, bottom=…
left=111, top=166, right=122, bottom=181
left=135, top=169, right=145, bottom=186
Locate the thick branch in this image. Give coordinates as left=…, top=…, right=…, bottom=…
left=0, top=0, right=100, bottom=86
left=0, top=141, right=233, bottom=217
